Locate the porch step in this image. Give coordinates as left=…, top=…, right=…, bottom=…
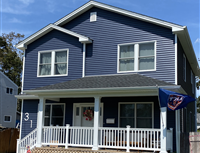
left=31, top=147, right=154, bottom=153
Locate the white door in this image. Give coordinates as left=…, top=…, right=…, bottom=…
left=73, top=103, right=103, bottom=127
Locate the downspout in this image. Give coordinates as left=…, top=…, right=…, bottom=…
left=21, top=50, right=25, bottom=94
left=82, top=43, right=86, bottom=77
left=175, top=34, right=180, bottom=153
left=19, top=100, right=24, bottom=139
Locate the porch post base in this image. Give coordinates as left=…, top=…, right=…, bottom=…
left=92, top=146, right=99, bottom=150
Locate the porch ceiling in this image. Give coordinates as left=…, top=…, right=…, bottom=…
left=18, top=74, right=185, bottom=98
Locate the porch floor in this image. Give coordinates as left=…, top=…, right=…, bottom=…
left=32, top=147, right=156, bottom=153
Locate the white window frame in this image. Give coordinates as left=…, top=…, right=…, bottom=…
left=4, top=115, right=12, bottom=122
left=90, top=12, right=97, bottom=22
left=117, top=41, right=156, bottom=73
left=183, top=54, right=186, bottom=82
left=118, top=102, right=154, bottom=128
left=43, top=103, right=65, bottom=126
left=6, top=87, right=13, bottom=94
left=37, top=48, right=69, bottom=77
left=191, top=70, right=194, bottom=94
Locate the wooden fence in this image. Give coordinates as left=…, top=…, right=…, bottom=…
left=0, top=128, right=19, bottom=153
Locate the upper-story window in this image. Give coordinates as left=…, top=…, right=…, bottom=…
left=183, top=54, right=186, bottom=82
left=38, top=49, right=68, bottom=77
left=118, top=41, right=156, bottom=72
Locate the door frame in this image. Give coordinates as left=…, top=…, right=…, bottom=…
left=73, top=103, right=104, bottom=127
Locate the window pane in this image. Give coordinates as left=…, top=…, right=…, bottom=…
left=6, top=88, right=9, bottom=93
left=120, top=45, right=134, bottom=58
left=120, top=118, right=134, bottom=128
left=45, top=105, right=50, bottom=116
left=55, top=51, right=67, bottom=63
left=40, top=52, right=51, bottom=64
left=51, top=117, right=63, bottom=126
left=139, top=43, right=154, bottom=56
left=76, top=107, right=79, bottom=116
left=139, top=57, right=154, bottom=70
left=4, top=116, right=11, bottom=121
left=55, top=64, right=67, bottom=75
left=119, top=59, right=134, bottom=71
left=120, top=104, right=134, bottom=117
left=52, top=105, right=64, bottom=116
left=137, top=104, right=152, bottom=117
left=39, top=64, right=51, bottom=75
left=137, top=118, right=152, bottom=128
left=44, top=117, right=50, bottom=126
left=10, top=88, right=13, bottom=94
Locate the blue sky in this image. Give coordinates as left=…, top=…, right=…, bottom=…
left=0, top=0, right=200, bottom=95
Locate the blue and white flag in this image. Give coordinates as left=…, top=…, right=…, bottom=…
left=159, top=88, right=196, bottom=111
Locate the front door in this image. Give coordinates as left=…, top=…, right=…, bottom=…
left=73, top=103, right=103, bottom=127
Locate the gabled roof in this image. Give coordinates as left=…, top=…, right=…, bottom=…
left=16, top=24, right=92, bottom=50
left=0, top=71, right=18, bottom=88
left=25, top=73, right=174, bottom=92
left=16, top=0, right=199, bottom=75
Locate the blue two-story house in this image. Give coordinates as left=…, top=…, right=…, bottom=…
left=16, top=1, right=198, bottom=153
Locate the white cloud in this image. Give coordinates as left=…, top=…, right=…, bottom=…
left=45, top=0, right=56, bottom=13
left=2, top=6, right=30, bottom=14
left=195, top=38, right=200, bottom=44
left=9, top=18, right=23, bottom=23
left=19, top=0, right=34, bottom=6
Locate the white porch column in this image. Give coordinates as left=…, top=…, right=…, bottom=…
left=92, top=96, right=101, bottom=150
left=160, top=107, right=167, bottom=153
left=36, top=97, right=45, bottom=147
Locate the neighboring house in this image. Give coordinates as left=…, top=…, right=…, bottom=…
left=15, top=1, right=198, bottom=153
left=0, top=71, right=18, bottom=128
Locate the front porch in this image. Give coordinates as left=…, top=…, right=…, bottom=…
left=17, top=95, right=174, bottom=153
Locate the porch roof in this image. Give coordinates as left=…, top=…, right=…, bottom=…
left=29, top=74, right=173, bottom=90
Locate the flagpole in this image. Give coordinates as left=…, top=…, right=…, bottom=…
left=156, top=84, right=164, bottom=127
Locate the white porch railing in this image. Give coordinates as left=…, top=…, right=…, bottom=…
left=98, top=127, right=161, bottom=152
left=17, top=128, right=37, bottom=153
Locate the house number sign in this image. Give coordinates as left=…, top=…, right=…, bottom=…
left=24, top=112, right=32, bottom=128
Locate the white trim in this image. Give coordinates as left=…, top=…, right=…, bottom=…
left=55, top=1, right=183, bottom=29
left=82, top=43, right=86, bottom=77
left=118, top=102, right=154, bottom=128
left=16, top=24, right=92, bottom=50
left=0, top=71, right=18, bottom=88
left=183, top=54, right=186, bottom=82
left=117, top=40, right=156, bottom=73
left=4, top=115, right=12, bottom=122
left=175, top=34, right=178, bottom=85
left=90, top=12, right=97, bottom=22
left=37, top=49, right=69, bottom=77
left=19, top=100, right=24, bottom=139
left=44, top=103, right=66, bottom=126
left=21, top=56, right=25, bottom=94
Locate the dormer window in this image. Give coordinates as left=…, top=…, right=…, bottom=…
left=118, top=41, right=156, bottom=73
left=38, top=49, right=68, bottom=77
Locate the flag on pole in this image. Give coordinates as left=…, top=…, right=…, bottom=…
left=159, top=88, right=196, bottom=111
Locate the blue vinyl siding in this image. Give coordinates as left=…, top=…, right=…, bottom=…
left=24, top=30, right=83, bottom=90
left=63, top=7, right=175, bottom=84
left=21, top=100, right=39, bottom=139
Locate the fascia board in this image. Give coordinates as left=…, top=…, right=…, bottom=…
left=55, top=1, right=183, bottom=30
left=16, top=24, right=92, bottom=50
left=15, top=94, right=39, bottom=99
left=23, top=85, right=180, bottom=95
left=174, top=27, right=199, bottom=76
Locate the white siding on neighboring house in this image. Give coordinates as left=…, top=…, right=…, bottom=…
left=0, top=72, right=18, bottom=128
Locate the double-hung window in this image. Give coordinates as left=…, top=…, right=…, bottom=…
left=44, top=104, right=65, bottom=126
left=119, top=102, right=153, bottom=128
left=118, top=41, right=156, bottom=72
left=38, top=49, right=68, bottom=77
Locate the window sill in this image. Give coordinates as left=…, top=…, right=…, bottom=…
left=37, top=74, right=68, bottom=77
left=117, top=69, right=156, bottom=73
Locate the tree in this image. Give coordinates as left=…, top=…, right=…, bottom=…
left=0, top=32, right=24, bottom=111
